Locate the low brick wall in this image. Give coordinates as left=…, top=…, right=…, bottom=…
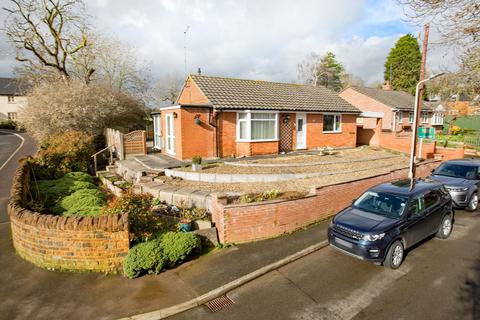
left=8, top=163, right=130, bottom=272
left=435, top=146, right=465, bottom=160
left=212, top=161, right=440, bottom=244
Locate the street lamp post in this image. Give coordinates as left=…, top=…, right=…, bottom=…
left=408, top=73, right=445, bottom=183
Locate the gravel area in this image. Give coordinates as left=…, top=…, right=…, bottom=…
left=158, top=157, right=412, bottom=193
left=176, top=153, right=407, bottom=175
left=231, top=147, right=391, bottom=165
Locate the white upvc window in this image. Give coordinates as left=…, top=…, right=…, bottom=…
left=236, top=111, right=278, bottom=142
left=7, top=96, right=15, bottom=103
left=323, top=114, right=342, bottom=133
left=409, top=112, right=414, bottom=123
left=432, top=112, right=444, bottom=125
left=421, top=111, right=429, bottom=124
left=7, top=112, right=17, bottom=120
left=396, top=111, right=403, bottom=123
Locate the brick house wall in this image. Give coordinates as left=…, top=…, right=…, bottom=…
left=212, top=161, right=440, bottom=244
left=306, top=114, right=357, bottom=148
left=340, top=88, right=394, bottom=130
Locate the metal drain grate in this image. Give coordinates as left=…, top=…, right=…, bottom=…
left=205, top=295, right=235, bottom=312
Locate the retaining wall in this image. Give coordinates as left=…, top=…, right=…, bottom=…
left=211, top=160, right=440, bottom=244
left=8, top=163, right=130, bottom=272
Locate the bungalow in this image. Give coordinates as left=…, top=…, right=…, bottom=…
left=0, top=77, right=27, bottom=121
left=339, top=85, right=445, bottom=134
left=152, top=75, right=360, bottom=160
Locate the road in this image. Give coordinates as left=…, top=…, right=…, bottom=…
left=171, top=210, right=480, bottom=320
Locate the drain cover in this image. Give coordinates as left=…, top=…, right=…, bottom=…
left=205, top=295, right=235, bottom=312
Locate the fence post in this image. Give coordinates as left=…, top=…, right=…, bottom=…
left=119, top=133, right=125, bottom=160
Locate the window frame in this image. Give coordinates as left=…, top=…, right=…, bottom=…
left=432, top=112, right=444, bottom=125
left=409, top=112, right=414, bottom=124
left=7, top=96, right=15, bottom=103
left=322, top=113, right=342, bottom=133
left=421, top=111, right=429, bottom=124
left=396, top=111, right=403, bottom=123
left=7, top=112, right=17, bottom=120
left=236, top=110, right=279, bottom=142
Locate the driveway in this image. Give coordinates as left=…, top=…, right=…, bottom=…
left=170, top=210, right=480, bottom=320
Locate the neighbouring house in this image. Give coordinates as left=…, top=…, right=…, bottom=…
left=0, top=77, right=27, bottom=122
left=339, top=85, right=445, bottom=135
left=152, top=75, right=361, bottom=160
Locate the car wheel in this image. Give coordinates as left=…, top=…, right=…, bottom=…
left=466, top=193, right=478, bottom=212
left=384, top=240, right=404, bottom=269
left=436, top=214, right=453, bottom=239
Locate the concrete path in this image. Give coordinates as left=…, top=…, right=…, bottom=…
left=0, top=132, right=331, bottom=320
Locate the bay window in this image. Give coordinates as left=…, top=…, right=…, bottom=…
left=237, top=111, right=278, bottom=141
left=323, top=114, right=342, bottom=133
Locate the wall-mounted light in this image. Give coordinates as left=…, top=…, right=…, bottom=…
left=172, top=112, right=178, bottom=118
left=283, top=114, right=290, bottom=123
left=194, top=114, right=201, bottom=125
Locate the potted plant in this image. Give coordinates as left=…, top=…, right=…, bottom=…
left=192, top=156, right=202, bottom=171
left=178, top=204, right=193, bottom=232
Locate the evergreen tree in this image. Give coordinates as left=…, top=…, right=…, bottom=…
left=384, top=34, right=422, bottom=95
left=298, top=51, right=345, bottom=91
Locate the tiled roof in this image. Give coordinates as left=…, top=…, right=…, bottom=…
left=0, top=77, right=26, bottom=96
left=189, top=75, right=360, bottom=113
left=349, top=86, right=435, bottom=111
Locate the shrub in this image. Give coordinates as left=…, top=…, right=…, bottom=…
left=123, top=232, right=201, bottom=278
left=52, top=188, right=106, bottom=216
left=451, top=125, right=461, bottom=135
left=62, top=172, right=94, bottom=183
left=0, top=120, right=17, bottom=130
left=160, top=232, right=202, bottom=267
left=123, top=238, right=166, bottom=279
left=33, top=130, right=94, bottom=178
left=192, top=156, right=202, bottom=165
left=103, top=190, right=163, bottom=243
left=32, top=175, right=97, bottom=208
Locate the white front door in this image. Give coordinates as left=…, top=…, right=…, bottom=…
left=153, top=114, right=162, bottom=149
left=165, top=113, right=175, bottom=155
left=296, top=113, right=307, bottom=149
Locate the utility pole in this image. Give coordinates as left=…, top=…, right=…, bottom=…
left=409, top=23, right=430, bottom=183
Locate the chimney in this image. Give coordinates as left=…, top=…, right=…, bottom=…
left=382, top=81, right=392, bottom=91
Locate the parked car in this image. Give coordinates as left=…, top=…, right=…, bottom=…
left=429, top=159, right=480, bottom=211
left=328, top=179, right=453, bottom=269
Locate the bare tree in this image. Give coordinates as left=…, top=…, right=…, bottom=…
left=149, top=73, right=184, bottom=106
left=3, top=0, right=94, bottom=82
left=397, top=0, right=480, bottom=48
left=297, top=52, right=346, bottom=91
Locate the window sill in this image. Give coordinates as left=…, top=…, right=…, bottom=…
left=236, top=139, right=279, bottom=143
left=322, top=131, right=342, bottom=134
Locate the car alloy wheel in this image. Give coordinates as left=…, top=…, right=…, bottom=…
left=392, top=244, right=403, bottom=268
left=442, top=217, right=452, bottom=237
left=468, top=193, right=478, bottom=211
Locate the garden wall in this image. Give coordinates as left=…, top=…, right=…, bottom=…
left=212, top=161, right=440, bottom=244
left=8, top=162, right=130, bottom=272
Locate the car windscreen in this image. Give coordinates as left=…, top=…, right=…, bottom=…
left=434, top=163, right=478, bottom=179
left=353, top=191, right=407, bottom=219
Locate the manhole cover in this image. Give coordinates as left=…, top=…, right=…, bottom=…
left=205, top=295, right=234, bottom=312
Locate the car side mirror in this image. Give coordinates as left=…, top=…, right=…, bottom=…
left=431, top=169, right=435, bottom=174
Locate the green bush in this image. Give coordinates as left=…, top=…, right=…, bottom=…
left=34, top=130, right=94, bottom=178
left=53, top=188, right=106, bottom=216
left=123, top=232, right=201, bottom=279
left=103, top=190, right=163, bottom=243
left=32, top=178, right=97, bottom=208
left=123, top=238, right=166, bottom=279
left=62, top=172, right=94, bottom=183
left=192, top=156, right=202, bottom=165
left=160, top=232, right=202, bottom=267
left=0, top=120, right=17, bottom=130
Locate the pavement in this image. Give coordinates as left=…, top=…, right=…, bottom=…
left=0, top=130, right=330, bottom=320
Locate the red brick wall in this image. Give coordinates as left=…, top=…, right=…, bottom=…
left=306, top=114, right=357, bottom=148
left=179, top=107, right=216, bottom=160
left=435, top=146, right=465, bottom=160
left=218, top=112, right=237, bottom=158
left=212, top=161, right=440, bottom=244
left=8, top=163, right=129, bottom=272
left=177, top=77, right=210, bottom=105
left=379, top=131, right=436, bottom=158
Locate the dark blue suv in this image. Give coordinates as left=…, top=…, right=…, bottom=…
left=328, top=179, right=454, bottom=269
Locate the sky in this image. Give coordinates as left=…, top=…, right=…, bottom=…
left=0, top=0, right=457, bottom=85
